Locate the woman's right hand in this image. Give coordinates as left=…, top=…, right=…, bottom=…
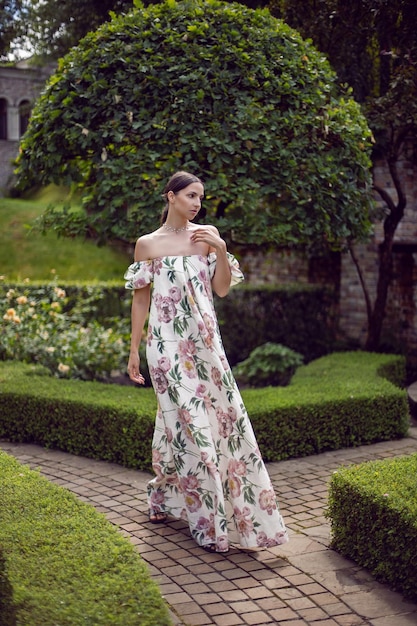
left=127, top=351, right=145, bottom=385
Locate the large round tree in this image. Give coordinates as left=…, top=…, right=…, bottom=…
left=16, top=0, right=374, bottom=247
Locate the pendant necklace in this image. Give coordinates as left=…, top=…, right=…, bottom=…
left=162, top=222, right=189, bottom=234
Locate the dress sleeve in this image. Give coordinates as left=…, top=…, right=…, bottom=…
left=124, top=259, right=154, bottom=290
left=207, top=252, right=244, bottom=287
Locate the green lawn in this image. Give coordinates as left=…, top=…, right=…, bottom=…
left=0, top=188, right=131, bottom=281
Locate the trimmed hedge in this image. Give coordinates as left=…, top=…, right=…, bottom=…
left=0, top=451, right=171, bottom=625
left=327, top=454, right=417, bottom=601
left=0, top=352, right=409, bottom=469
left=215, top=284, right=338, bottom=365
left=242, top=351, right=409, bottom=461
left=0, top=362, right=156, bottom=470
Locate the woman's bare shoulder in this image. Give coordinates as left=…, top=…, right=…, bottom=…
left=134, top=230, right=163, bottom=261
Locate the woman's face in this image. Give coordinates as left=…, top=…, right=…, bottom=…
left=169, top=182, right=204, bottom=220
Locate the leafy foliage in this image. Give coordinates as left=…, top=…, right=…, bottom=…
left=15, top=0, right=374, bottom=248
left=0, top=352, right=409, bottom=469
left=270, top=0, right=417, bottom=350
left=0, top=451, right=171, bottom=625
left=0, top=282, right=131, bottom=381
left=232, top=341, right=303, bottom=387
left=0, top=0, right=26, bottom=59
left=328, top=454, right=417, bottom=601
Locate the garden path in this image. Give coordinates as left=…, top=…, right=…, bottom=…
left=2, top=430, right=417, bottom=626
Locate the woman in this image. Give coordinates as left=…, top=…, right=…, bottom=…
left=125, top=171, right=288, bottom=553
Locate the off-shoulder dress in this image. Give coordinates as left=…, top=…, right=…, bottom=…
left=125, top=253, right=288, bottom=552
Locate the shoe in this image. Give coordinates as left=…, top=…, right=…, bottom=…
left=149, top=509, right=167, bottom=524
left=202, top=543, right=229, bottom=554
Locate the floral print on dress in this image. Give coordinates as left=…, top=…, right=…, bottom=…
left=124, top=253, right=289, bottom=551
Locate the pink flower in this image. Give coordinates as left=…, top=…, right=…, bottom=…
left=211, top=366, right=222, bottom=390
left=184, top=491, right=202, bottom=512
left=196, top=514, right=216, bottom=542
left=156, top=296, right=177, bottom=323
left=216, top=408, right=234, bottom=438
left=179, top=338, right=197, bottom=357
left=178, top=408, right=192, bottom=426
left=234, top=506, right=254, bottom=538
left=198, top=269, right=211, bottom=294
left=153, top=259, right=163, bottom=274
left=151, top=449, right=164, bottom=480
left=166, top=473, right=180, bottom=487
left=180, top=355, right=197, bottom=379
left=133, top=277, right=147, bottom=289
left=178, top=408, right=194, bottom=442
left=158, top=356, right=171, bottom=373
left=165, top=427, right=173, bottom=443
left=227, top=407, right=237, bottom=422
left=259, top=489, right=277, bottom=515
left=203, top=395, right=213, bottom=410
left=228, top=459, right=246, bottom=478
left=201, top=451, right=218, bottom=478
left=220, top=355, right=230, bottom=371
left=216, top=535, right=229, bottom=553
left=256, top=531, right=288, bottom=548
left=152, top=449, right=162, bottom=464
left=149, top=490, right=165, bottom=510
left=168, top=286, right=182, bottom=303
left=147, top=324, right=153, bottom=346
left=196, top=384, right=207, bottom=397
left=180, top=475, right=199, bottom=491
left=150, top=366, right=168, bottom=394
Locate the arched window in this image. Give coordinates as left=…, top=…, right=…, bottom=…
left=0, top=98, right=7, bottom=140
left=19, top=99, right=31, bottom=136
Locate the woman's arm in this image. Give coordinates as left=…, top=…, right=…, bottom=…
left=127, top=238, right=152, bottom=384
left=127, top=284, right=151, bottom=384
left=190, top=226, right=231, bottom=297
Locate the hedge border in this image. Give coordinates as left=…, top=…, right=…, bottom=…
left=0, top=451, right=171, bottom=626
left=327, top=454, right=417, bottom=601
left=0, top=352, right=410, bottom=470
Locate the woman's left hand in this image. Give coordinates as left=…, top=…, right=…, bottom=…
left=190, top=226, right=226, bottom=253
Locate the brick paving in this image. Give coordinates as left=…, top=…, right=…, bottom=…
left=2, top=430, right=417, bottom=626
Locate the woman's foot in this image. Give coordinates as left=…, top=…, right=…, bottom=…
left=202, top=543, right=229, bottom=554
left=149, top=509, right=167, bottom=524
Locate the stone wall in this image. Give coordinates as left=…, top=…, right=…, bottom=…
left=0, top=139, right=19, bottom=190
left=0, top=61, right=53, bottom=194
left=234, top=152, right=417, bottom=361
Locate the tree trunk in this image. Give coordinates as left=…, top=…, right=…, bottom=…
left=364, top=152, right=406, bottom=350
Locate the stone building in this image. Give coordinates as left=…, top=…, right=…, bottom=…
left=0, top=59, right=53, bottom=193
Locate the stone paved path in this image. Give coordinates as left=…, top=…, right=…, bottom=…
left=2, top=430, right=417, bottom=626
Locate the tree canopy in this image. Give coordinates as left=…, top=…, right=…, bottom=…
left=0, top=0, right=26, bottom=59
left=21, top=0, right=134, bottom=60
left=15, top=0, right=374, bottom=248
left=270, top=0, right=417, bottom=350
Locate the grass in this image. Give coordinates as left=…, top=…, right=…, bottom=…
left=0, top=187, right=131, bottom=281
left=0, top=451, right=171, bottom=626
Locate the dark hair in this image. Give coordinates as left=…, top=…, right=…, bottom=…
left=160, top=171, right=204, bottom=224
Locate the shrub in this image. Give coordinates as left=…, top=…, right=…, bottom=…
left=232, top=342, right=303, bottom=387
left=0, top=352, right=409, bottom=469
left=327, top=454, right=417, bottom=601
left=0, top=281, right=131, bottom=381
left=0, top=451, right=171, bottom=625
left=215, top=284, right=338, bottom=365
left=15, top=0, right=373, bottom=248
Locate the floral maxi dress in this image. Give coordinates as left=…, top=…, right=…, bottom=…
left=125, top=253, right=289, bottom=552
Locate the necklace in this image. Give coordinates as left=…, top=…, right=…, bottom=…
left=162, top=222, right=189, bottom=234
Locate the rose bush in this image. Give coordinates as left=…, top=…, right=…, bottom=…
left=0, top=280, right=132, bottom=381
